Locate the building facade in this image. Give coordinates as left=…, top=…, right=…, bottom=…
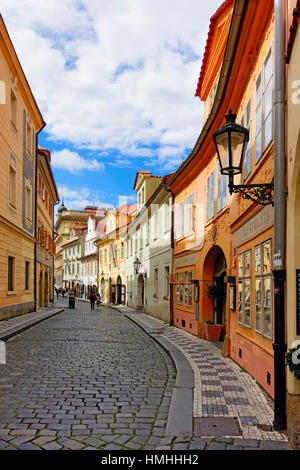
left=167, top=0, right=276, bottom=398
left=126, top=172, right=172, bottom=323
left=36, top=147, right=59, bottom=308
left=0, top=15, right=45, bottom=320
left=97, top=205, right=136, bottom=304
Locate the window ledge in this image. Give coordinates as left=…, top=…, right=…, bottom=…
left=7, top=290, right=17, bottom=296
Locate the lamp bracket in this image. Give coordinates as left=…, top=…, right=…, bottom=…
left=230, top=182, right=274, bottom=206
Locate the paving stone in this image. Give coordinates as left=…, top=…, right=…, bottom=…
left=18, top=443, right=42, bottom=450
left=41, top=442, right=63, bottom=451
left=62, top=439, right=85, bottom=450
left=259, top=441, right=289, bottom=450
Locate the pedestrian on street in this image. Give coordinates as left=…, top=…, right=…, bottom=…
left=96, top=293, right=101, bottom=309
left=55, top=287, right=59, bottom=299
left=90, top=292, right=96, bottom=310
left=62, top=288, right=65, bottom=298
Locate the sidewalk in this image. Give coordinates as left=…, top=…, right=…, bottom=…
left=0, top=302, right=65, bottom=341
left=108, top=303, right=288, bottom=448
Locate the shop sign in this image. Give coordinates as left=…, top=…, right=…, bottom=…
left=235, top=205, right=274, bottom=247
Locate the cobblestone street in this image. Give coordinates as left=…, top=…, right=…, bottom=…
left=0, top=299, right=289, bottom=451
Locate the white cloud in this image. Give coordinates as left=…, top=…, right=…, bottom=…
left=51, top=149, right=104, bottom=173
left=1, top=0, right=222, bottom=170
left=56, top=184, right=113, bottom=211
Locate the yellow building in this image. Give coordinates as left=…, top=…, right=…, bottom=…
left=0, top=15, right=45, bottom=320
left=286, top=0, right=300, bottom=450
left=54, top=205, right=105, bottom=288
left=36, top=147, right=59, bottom=308
left=96, top=205, right=136, bottom=304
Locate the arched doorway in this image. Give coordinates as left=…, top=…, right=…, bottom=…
left=203, top=246, right=227, bottom=340
left=39, top=270, right=43, bottom=308
left=137, top=274, right=144, bottom=310
left=44, top=271, right=49, bottom=306
left=116, top=276, right=122, bottom=304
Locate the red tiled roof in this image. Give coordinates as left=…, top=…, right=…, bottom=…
left=163, top=172, right=175, bottom=183
left=195, top=0, right=234, bottom=98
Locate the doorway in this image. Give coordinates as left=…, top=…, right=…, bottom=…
left=137, top=274, right=144, bottom=309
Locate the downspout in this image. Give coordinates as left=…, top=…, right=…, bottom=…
left=162, top=178, right=174, bottom=326
left=34, top=122, right=46, bottom=312
left=273, top=0, right=287, bottom=431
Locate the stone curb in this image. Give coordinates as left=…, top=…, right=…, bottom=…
left=108, top=304, right=194, bottom=437
left=0, top=308, right=65, bottom=341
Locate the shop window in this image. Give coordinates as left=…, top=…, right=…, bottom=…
left=255, top=48, right=273, bottom=163
left=206, top=169, right=215, bottom=221
left=184, top=271, right=193, bottom=307
left=238, top=250, right=252, bottom=328
left=255, top=239, right=273, bottom=338
left=176, top=272, right=184, bottom=305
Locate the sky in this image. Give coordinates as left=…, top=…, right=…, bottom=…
left=1, top=0, right=223, bottom=211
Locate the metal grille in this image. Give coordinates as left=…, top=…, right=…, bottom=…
left=193, top=417, right=241, bottom=437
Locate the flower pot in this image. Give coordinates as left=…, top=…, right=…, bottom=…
left=204, top=323, right=222, bottom=341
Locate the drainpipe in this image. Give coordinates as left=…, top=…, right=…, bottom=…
left=272, top=0, right=287, bottom=431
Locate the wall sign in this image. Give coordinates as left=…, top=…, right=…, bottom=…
left=296, top=270, right=300, bottom=336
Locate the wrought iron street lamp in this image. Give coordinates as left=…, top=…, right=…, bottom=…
left=134, top=257, right=141, bottom=275
left=213, top=109, right=274, bottom=206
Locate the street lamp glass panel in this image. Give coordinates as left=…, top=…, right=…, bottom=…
left=230, top=131, right=246, bottom=170
left=214, top=132, right=229, bottom=170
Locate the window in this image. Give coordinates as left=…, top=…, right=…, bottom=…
left=154, top=268, right=158, bottom=298
left=9, top=164, right=16, bottom=207
left=25, top=261, right=30, bottom=291
left=238, top=250, right=252, bottom=328
left=185, top=271, right=193, bottom=307
left=26, top=122, right=33, bottom=156
left=206, top=169, right=215, bottom=220
left=121, top=242, right=124, bottom=260
left=186, top=193, right=195, bottom=234
left=164, top=200, right=171, bottom=233
left=25, top=183, right=32, bottom=222
left=104, top=249, right=107, bottom=264
left=164, top=266, right=170, bottom=299
left=241, top=98, right=252, bottom=179
left=177, top=201, right=184, bottom=238
left=8, top=256, right=15, bottom=292
left=217, top=165, right=228, bottom=213
left=255, top=48, right=273, bottom=162
left=176, top=272, right=184, bottom=305
left=10, top=89, right=17, bottom=129
left=255, top=239, right=273, bottom=338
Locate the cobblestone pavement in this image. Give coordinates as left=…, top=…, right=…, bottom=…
left=0, top=299, right=289, bottom=450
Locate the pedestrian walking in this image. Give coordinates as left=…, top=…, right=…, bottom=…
left=90, top=292, right=96, bottom=310
left=96, top=293, right=101, bottom=309
left=55, top=287, right=59, bottom=299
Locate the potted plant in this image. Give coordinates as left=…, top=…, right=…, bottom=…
left=204, top=320, right=222, bottom=341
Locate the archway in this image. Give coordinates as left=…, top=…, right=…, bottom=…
left=137, top=274, right=144, bottom=310
left=116, top=276, right=122, bottom=304
left=39, top=270, right=43, bottom=308
left=203, top=245, right=227, bottom=339
left=101, top=278, right=105, bottom=302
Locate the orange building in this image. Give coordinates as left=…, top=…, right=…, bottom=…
left=36, top=147, right=59, bottom=308
left=167, top=0, right=276, bottom=397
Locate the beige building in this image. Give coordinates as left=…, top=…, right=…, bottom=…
left=0, top=15, right=45, bottom=320
left=36, top=147, right=59, bottom=308
left=96, top=205, right=136, bottom=304
left=286, top=0, right=300, bottom=450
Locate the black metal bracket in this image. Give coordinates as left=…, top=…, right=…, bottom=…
left=229, top=178, right=274, bottom=206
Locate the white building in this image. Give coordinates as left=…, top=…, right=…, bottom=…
left=126, top=171, right=173, bottom=323
left=62, top=225, right=86, bottom=291
left=80, top=215, right=105, bottom=298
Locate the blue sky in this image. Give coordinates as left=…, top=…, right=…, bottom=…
left=1, top=0, right=223, bottom=210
